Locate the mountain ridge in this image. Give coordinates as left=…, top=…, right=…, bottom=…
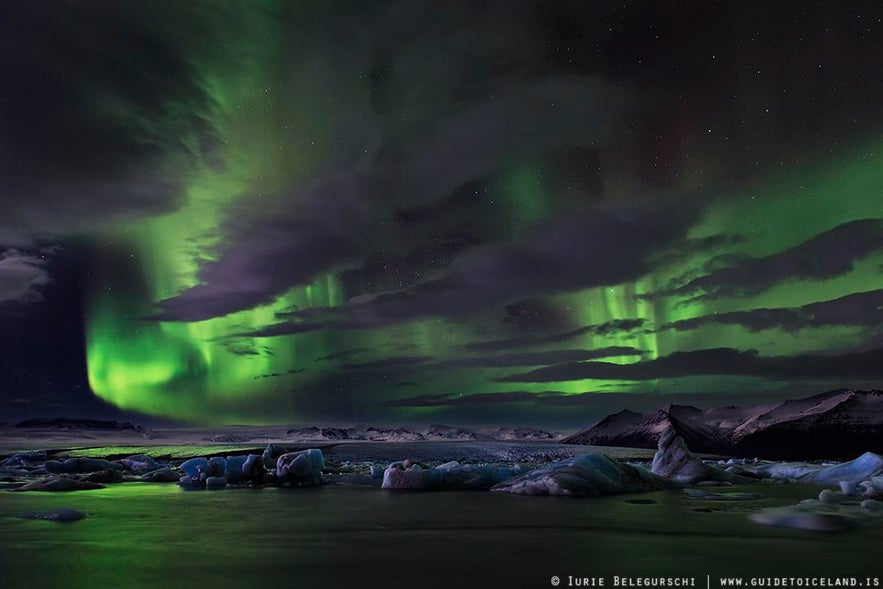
left=561, top=389, right=883, bottom=460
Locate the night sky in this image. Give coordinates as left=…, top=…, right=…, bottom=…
left=2, top=1, right=883, bottom=427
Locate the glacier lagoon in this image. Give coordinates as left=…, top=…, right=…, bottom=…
left=1, top=481, right=880, bottom=588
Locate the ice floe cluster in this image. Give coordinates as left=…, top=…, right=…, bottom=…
left=4, top=433, right=883, bottom=534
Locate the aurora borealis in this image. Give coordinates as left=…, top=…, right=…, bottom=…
left=2, top=1, right=883, bottom=426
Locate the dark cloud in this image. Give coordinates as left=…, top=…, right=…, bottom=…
left=228, top=198, right=701, bottom=337
left=348, top=200, right=699, bottom=321
left=386, top=389, right=680, bottom=409
left=661, top=289, right=883, bottom=333
left=497, top=346, right=883, bottom=383
left=657, top=219, right=883, bottom=302
left=386, top=391, right=545, bottom=407
left=341, top=356, right=433, bottom=371
left=232, top=321, right=333, bottom=339
left=251, top=368, right=305, bottom=379
left=315, top=348, right=373, bottom=362
left=153, top=75, right=631, bottom=321
left=464, top=319, right=648, bottom=352
left=0, top=2, right=216, bottom=245
left=225, top=342, right=276, bottom=357
left=499, top=299, right=572, bottom=333
left=383, top=387, right=841, bottom=428
left=0, top=250, right=52, bottom=305
left=649, top=233, right=747, bottom=269
left=435, top=347, right=642, bottom=369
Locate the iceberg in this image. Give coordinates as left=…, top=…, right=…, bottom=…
left=276, top=448, right=324, bottom=487
left=491, top=454, right=678, bottom=497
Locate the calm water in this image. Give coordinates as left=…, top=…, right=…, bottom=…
left=0, top=483, right=880, bottom=589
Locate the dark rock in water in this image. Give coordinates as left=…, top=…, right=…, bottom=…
left=1, top=451, right=46, bottom=467
left=491, top=454, right=679, bottom=497
left=563, top=389, right=883, bottom=461
left=141, top=467, right=180, bottom=483
left=19, top=508, right=88, bottom=522
left=82, top=469, right=124, bottom=484
left=651, top=427, right=718, bottom=484
left=15, top=476, right=106, bottom=492
left=14, top=417, right=146, bottom=432
left=46, top=458, right=123, bottom=474
left=625, top=499, right=657, bottom=505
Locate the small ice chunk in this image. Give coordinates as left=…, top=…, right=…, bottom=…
left=46, top=458, right=122, bottom=474
left=141, top=467, right=179, bottom=483
left=15, top=477, right=105, bottom=492
left=208, top=457, right=227, bottom=476
left=651, top=428, right=717, bottom=484
left=819, top=489, right=839, bottom=505
left=242, top=454, right=260, bottom=478
left=120, top=454, right=160, bottom=474
left=180, top=458, right=209, bottom=478
left=750, top=511, right=856, bottom=533
left=861, top=499, right=882, bottom=511
left=492, top=454, right=678, bottom=497
left=2, top=451, right=46, bottom=467
left=225, top=456, right=247, bottom=482
left=382, top=465, right=426, bottom=490
left=178, top=475, right=204, bottom=490
left=276, top=449, right=324, bottom=487
left=205, top=476, right=227, bottom=489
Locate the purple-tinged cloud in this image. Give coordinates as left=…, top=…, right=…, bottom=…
left=497, top=346, right=883, bottom=382
left=659, top=219, right=883, bottom=302
left=0, top=250, right=52, bottom=305
left=463, top=319, right=648, bottom=352
left=152, top=76, right=632, bottom=321
left=660, top=289, right=883, bottom=333
left=434, top=347, right=642, bottom=369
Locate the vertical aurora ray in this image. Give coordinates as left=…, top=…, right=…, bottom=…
left=74, top=2, right=883, bottom=424
left=84, top=3, right=347, bottom=423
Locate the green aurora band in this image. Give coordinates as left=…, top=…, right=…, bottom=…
left=82, top=6, right=883, bottom=424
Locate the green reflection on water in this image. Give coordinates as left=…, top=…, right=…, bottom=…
left=1, top=483, right=881, bottom=588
